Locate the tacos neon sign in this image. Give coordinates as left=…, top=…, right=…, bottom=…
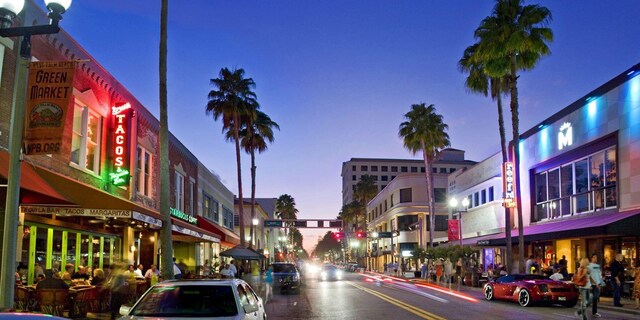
left=110, top=103, right=131, bottom=186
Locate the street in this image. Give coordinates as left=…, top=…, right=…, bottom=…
left=264, top=272, right=638, bottom=320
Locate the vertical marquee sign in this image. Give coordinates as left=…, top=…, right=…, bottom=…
left=502, top=162, right=516, bottom=208
left=110, top=103, right=132, bottom=186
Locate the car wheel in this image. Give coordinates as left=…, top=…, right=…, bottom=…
left=484, top=285, right=494, bottom=301
left=518, top=289, right=532, bottom=307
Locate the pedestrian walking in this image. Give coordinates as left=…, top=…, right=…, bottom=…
left=421, top=262, right=427, bottom=280
left=610, top=253, right=625, bottom=307
left=587, top=254, right=604, bottom=318
left=265, top=265, right=274, bottom=302
left=435, top=259, right=443, bottom=285
left=444, top=258, right=453, bottom=287
left=108, top=262, right=128, bottom=320
left=574, top=258, right=592, bottom=320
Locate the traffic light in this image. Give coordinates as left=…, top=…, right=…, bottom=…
left=356, top=231, right=366, bottom=238
left=333, top=232, right=344, bottom=240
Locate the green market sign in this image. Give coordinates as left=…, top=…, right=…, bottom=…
left=170, top=207, right=198, bottom=225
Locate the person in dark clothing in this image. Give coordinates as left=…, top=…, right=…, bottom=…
left=109, top=262, right=128, bottom=320
left=71, top=265, right=90, bottom=280
left=36, top=269, right=69, bottom=290
left=610, top=253, right=625, bottom=307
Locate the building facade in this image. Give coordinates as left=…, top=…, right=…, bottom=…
left=362, top=149, right=477, bottom=271
left=0, top=1, right=231, bottom=285
left=456, top=62, right=640, bottom=274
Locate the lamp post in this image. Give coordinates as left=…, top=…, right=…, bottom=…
left=252, top=218, right=259, bottom=248
left=449, top=197, right=469, bottom=247
left=0, top=0, right=72, bottom=308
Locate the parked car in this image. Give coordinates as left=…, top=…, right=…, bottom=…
left=0, top=313, right=67, bottom=320
left=483, top=274, right=579, bottom=307
left=118, top=279, right=266, bottom=319
left=272, top=262, right=301, bottom=294
left=320, top=264, right=343, bottom=281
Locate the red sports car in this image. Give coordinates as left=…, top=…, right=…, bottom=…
left=483, top=274, right=579, bottom=307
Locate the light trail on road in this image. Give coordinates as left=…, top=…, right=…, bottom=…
left=348, top=281, right=447, bottom=320
left=358, top=272, right=479, bottom=303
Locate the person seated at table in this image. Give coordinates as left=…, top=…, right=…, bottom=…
left=15, top=263, right=27, bottom=286
left=91, top=268, right=106, bottom=286
left=549, top=268, right=565, bottom=281
left=61, top=263, right=74, bottom=284
left=71, top=266, right=90, bottom=281
left=220, top=263, right=234, bottom=278
left=123, top=264, right=136, bottom=278
left=134, top=264, right=144, bottom=278
left=36, top=274, right=45, bottom=283
left=37, top=269, right=69, bottom=290
left=144, top=264, right=160, bottom=281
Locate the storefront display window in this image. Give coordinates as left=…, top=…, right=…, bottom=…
left=533, top=146, right=617, bottom=222
left=19, top=223, right=120, bottom=285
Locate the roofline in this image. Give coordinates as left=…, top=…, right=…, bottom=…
left=521, top=62, right=640, bottom=140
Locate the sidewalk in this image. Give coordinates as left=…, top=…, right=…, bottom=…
left=368, top=271, right=640, bottom=317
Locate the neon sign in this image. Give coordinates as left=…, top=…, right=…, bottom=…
left=502, top=162, right=516, bottom=208
left=111, top=103, right=131, bottom=186
left=170, top=207, right=198, bottom=225
left=558, top=122, right=573, bottom=150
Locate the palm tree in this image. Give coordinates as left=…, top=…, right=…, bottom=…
left=458, top=42, right=513, bottom=272
left=399, top=103, right=450, bottom=248
left=354, top=175, right=378, bottom=231
left=473, top=0, right=553, bottom=272
left=238, top=110, right=279, bottom=247
left=275, top=194, right=299, bottom=247
left=158, top=0, right=175, bottom=279
left=206, top=67, right=258, bottom=247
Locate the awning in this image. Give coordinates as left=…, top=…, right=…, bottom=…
left=466, top=210, right=640, bottom=246
left=172, top=218, right=220, bottom=243
left=34, top=166, right=163, bottom=221
left=0, top=151, right=72, bottom=205
left=197, top=216, right=240, bottom=245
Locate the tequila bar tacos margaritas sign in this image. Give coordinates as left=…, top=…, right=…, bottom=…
left=21, top=205, right=131, bottom=218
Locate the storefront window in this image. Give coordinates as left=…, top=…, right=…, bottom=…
left=67, top=232, right=77, bottom=269
left=532, top=147, right=617, bottom=222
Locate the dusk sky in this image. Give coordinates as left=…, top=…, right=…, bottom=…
left=52, top=1, right=640, bottom=252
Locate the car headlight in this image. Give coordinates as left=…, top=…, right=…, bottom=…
left=320, top=271, right=327, bottom=278
left=336, top=270, right=343, bottom=277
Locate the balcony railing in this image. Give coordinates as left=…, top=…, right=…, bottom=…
left=534, top=185, right=617, bottom=222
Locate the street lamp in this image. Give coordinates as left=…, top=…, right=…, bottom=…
left=0, top=0, right=72, bottom=308
left=449, top=197, right=469, bottom=246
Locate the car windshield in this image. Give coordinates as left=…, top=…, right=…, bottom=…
left=323, top=265, right=337, bottom=271
left=273, top=264, right=297, bottom=273
left=129, top=284, right=238, bottom=317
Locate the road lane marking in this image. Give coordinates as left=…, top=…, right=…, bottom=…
left=349, top=281, right=447, bottom=320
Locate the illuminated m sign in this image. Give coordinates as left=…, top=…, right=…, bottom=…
left=502, top=162, right=516, bottom=208
left=558, top=122, right=573, bottom=150
left=110, top=103, right=132, bottom=186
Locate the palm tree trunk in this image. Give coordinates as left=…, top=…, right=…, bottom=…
left=250, top=149, right=256, bottom=248
left=421, top=142, right=434, bottom=248
left=158, top=0, right=175, bottom=280
left=234, top=115, right=245, bottom=247
left=510, top=53, right=525, bottom=273
left=497, top=90, right=513, bottom=273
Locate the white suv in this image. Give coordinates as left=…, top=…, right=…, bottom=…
left=119, top=279, right=266, bottom=319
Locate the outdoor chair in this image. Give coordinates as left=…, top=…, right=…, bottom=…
left=70, top=286, right=100, bottom=318
left=13, top=286, right=30, bottom=311
left=36, top=288, right=69, bottom=317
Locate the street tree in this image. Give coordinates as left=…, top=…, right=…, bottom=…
left=276, top=194, right=299, bottom=246
left=472, top=0, right=553, bottom=272
left=399, top=103, right=450, bottom=248
left=238, top=110, right=279, bottom=247
left=458, top=42, right=513, bottom=272
left=158, top=0, right=175, bottom=279
left=206, top=67, right=258, bottom=247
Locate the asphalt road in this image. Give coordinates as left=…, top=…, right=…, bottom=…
left=263, top=272, right=637, bottom=320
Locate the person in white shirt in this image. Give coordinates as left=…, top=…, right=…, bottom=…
left=144, top=264, right=160, bottom=279
left=134, top=264, right=144, bottom=278
left=173, top=258, right=183, bottom=279
left=549, top=268, right=564, bottom=281
left=220, top=263, right=234, bottom=278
